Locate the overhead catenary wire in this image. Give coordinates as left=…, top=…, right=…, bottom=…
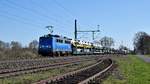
left=52, top=0, right=96, bottom=32
left=0, top=0, right=70, bottom=35
left=1, top=0, right=77, bottom=37
left=52, top=0, right=76, bottom=19
left=0, top=13, right=43, bottom=29
left=0, top=1, right=52, bottom=25
left=0, top=9, right=48, bottom=26
left=4, top=0, right=60, bottom=23
left=30, top=0, right=73, bottom=26
left=52, top=0, right=100, bottom=41
left=6, top=0, right=78, bottom=36
left=3, top=0, right=72, bottom=31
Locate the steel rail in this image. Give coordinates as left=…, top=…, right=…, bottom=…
left=35, top=60, right=104, bottom=84
left=0, top=59, right=79, bottom=74
left=78, top=59, right=113, bottom=84
left=0, top=59, right=92, bottom=78
left=34, top=59, right=113, bottom=84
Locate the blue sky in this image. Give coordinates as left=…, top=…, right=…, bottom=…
left=0, top=0, right=150, bottom=49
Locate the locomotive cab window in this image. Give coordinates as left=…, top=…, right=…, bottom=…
left=65, top=40, right=71, bottom=44
left=56, top=39, right=63, bottom=43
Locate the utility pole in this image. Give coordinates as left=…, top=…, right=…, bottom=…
left=75, top=19, right=77, bottom=41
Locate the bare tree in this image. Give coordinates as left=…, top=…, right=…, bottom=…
left=100, top=36, right=114, bottom=48
left=142, top=35, right=150, bottom=54
left=133, top=31, right=150, bottom=54
left=93, top=40, right=101, bottom=46
left=0, top=40, right=5, bottom=49
left=0, top=41, right=10, bottom=50
left=5, top=42, right=10, bottom=49
left=119, top=45, right=130, bottom=54
left=119, top=45, right=128, bottom=50
left=29, top=40, right=38, bottom=50
left=10, top=41, right=22, bottom=50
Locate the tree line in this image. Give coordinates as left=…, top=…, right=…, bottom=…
left=0, top=40, right=40, bottom=60
left=0, top=40, right=38, bottom=50
left=94, top=36, right=130, bottom=54
left=0, top=35, right=135, bottom=60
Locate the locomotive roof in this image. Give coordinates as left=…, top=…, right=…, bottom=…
left=41, top=34, right=72, bottom=40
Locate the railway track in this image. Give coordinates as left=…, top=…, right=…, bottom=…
left=0, top=55, right=104, bottom=74
left=0, top=58, right=79, bottom=73
left=0, top=55, right=102, bottom=70
left=0, top=56, right=98, bottom=79
left=35, top=58, right=113, bottom=84
left=0, top=57, right=81, bottom=70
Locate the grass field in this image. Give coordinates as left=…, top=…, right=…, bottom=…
left=0, top=60, right=97, bottom=84
left=103, top=55, right=150, bottom=84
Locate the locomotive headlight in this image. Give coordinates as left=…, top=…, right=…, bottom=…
left=48, top=45, right=51, bottom=48
left=42, top=45, right=44, bottom=48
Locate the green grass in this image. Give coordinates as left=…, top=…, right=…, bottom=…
left=0, top=60, right=96, bottom=84
left=103, top=55, right=150, bottom=84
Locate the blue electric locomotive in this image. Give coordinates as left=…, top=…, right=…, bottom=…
left=38, top=34, right=72, bottom=56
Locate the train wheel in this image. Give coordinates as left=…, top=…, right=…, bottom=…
left=49, top=52, right=53, bottom=57
left=58, top=52, right=61, bottom=57
left=66, top=52, right=69, bottom=56
left=55, top=52, right=58, bottom=57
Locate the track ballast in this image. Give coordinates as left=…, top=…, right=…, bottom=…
left=35, top=58, right=113, bottom=84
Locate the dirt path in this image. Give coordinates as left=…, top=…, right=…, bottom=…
left=137, top=55, right=150, bottom=63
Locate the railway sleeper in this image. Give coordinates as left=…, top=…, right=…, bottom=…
left=35, top=59, right=113, bottom=84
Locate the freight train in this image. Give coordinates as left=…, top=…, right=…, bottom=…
left=38, top=34, right=125, bottom=56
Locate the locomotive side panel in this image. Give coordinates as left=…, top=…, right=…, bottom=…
left=52, top=36, right=72, bottom=56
